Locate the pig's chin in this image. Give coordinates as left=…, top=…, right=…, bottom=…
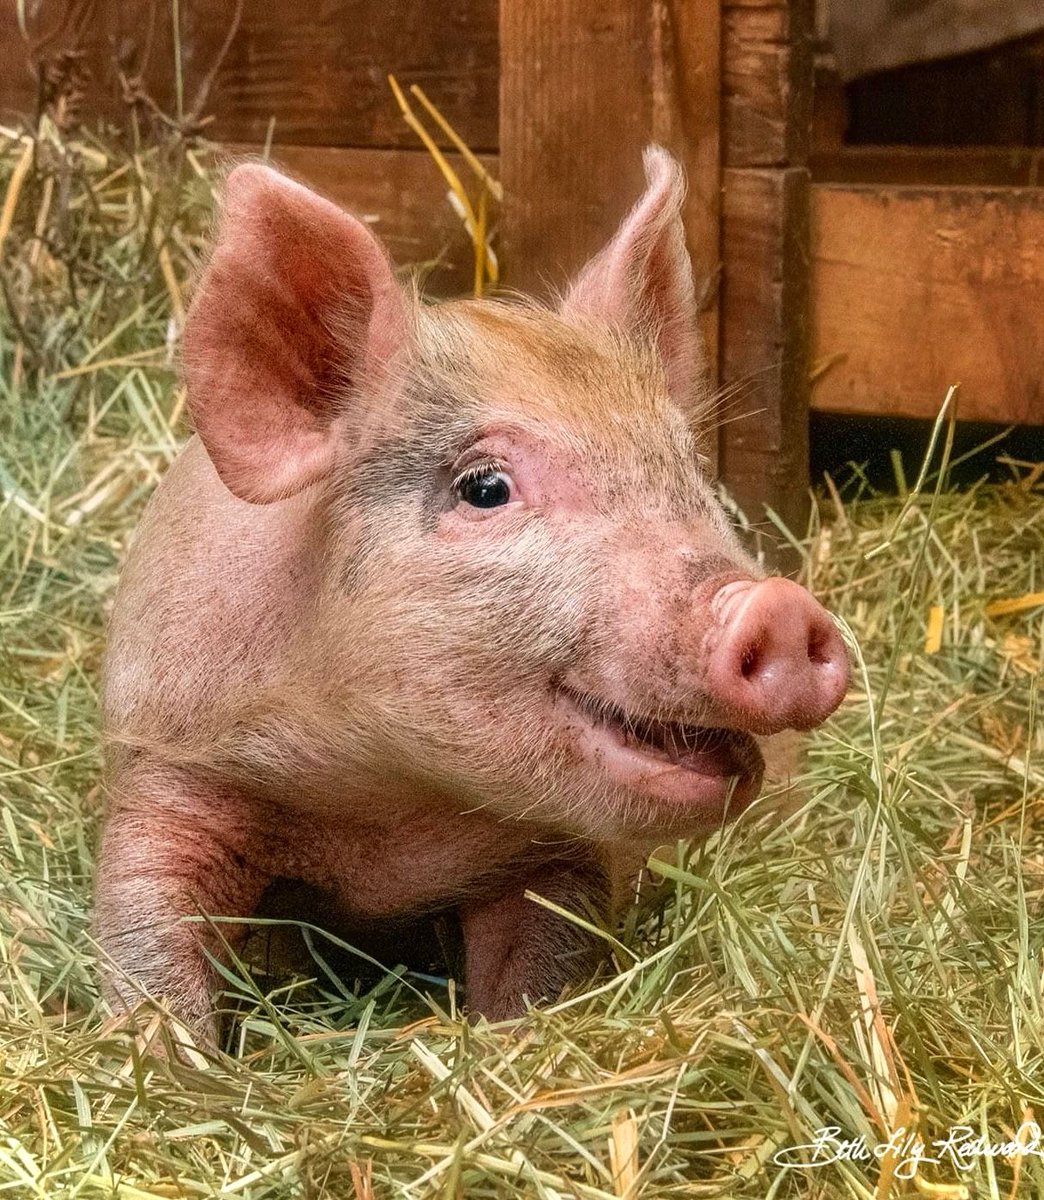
left=552, top=685, right=764, bottom=824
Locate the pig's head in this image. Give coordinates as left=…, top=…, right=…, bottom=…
left=182, top=149, right=849, bottom=841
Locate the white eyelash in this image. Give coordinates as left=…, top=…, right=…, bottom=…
left=451, top=458, right=506, bottom=493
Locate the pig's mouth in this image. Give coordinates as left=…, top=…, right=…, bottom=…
left=554, top=685, right=764, bottom=821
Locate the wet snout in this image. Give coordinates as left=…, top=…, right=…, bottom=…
left=705, top=577, right=850, bottom=735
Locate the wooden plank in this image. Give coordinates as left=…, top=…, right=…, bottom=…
left=811, top=184, right=1044, bottom=426
left=723, top=0, right=812, bottom=169
left=0, top=1, right=498, bottom=151
left=811, top=146, right=1044, bottom=188
left=498, top=0, right=722, bottom=439
left=672, top=0, right=724, bottom=421
left=225, top=145, right=498, bottom=297
left=720, top=0, right=814, bottom=548
left=720, top=167, right=812, bottom=535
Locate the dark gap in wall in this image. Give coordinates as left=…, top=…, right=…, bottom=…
left=810, top=412, right=1042, bottom=495
left=844, top=34, right=1044, bottom=148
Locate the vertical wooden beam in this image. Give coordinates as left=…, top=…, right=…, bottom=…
left=719, top=0, right=815, bottom=554
left=499, top=0, right=722, bottom=439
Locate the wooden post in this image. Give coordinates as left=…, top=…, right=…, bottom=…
left=499, top=0, right=722, bottom=437
left=719, top=0, right=815, bottom=555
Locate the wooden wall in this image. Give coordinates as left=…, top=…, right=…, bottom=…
left=718, top=0, right=814, bottom=536
left=0, top=1, right=499, bottom=294
left=0, top=0, right=498, bottom=149
left=810, top=28, right=1044, bottom=429
left=2, top=1, right=1041, bottom=522
left=811, top=185, right=1044, bottom=425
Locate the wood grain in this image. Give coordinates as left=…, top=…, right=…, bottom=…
left=720, top=167, right=812, bottom=536
left=723, top=0, right=812, bottom=169
left=0, top=0, right=498, bottom=150
left=498, top=0, right=722, bottom=456
left=811, top=146, right=1044, bottom=188
left=500, top=2, right=657, bottom=296
left=811, top=184, right=1044, bottom=425
left=719, top=0, right=814, bottom=549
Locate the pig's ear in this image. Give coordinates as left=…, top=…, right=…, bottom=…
left=182, top=163, right=406, bottom=503
left=560, top=146, right=702, bottom=408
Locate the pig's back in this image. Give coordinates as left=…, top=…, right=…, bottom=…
left=103, top=436, right=324, bottom=752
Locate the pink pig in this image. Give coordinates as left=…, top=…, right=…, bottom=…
left=95, top=147, right=849, bottom=1038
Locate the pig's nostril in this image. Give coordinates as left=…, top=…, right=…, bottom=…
left=807, top=626, right=831, bottom=665
left=709, top=577, right=850, bottom=735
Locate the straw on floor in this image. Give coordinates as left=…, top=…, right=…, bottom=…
left=1, top=119, right=1042, bottom=1200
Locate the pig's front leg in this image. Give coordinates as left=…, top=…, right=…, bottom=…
left=94, top=765, right=270, bottom=1042
left=460, top=853, right=611, bottom=1021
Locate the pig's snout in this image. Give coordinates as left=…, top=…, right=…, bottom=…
left=706, top=578, right=850, bottom=735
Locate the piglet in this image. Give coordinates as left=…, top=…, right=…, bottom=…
left=96, top=148, right=849, bottom=1038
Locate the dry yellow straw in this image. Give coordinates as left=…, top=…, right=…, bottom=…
left=407, top=84, right=502, bottom=202
left=388, top=74, right=498, bottom=296
left=984, top=591, right=1044, bottom=617
left=0, top=138, right=33, bottom=247
left=924, top=605, right=944, bottom=653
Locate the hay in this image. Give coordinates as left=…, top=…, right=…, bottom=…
left=1, top=119, right=1042, bottom=1200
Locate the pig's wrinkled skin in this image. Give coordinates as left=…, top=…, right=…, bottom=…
left=96, top=147, right=849, bottom=1039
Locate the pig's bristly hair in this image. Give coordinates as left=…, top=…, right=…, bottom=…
left=407, top=299, right=711, bottom=492
left=110, top=148, right=752, bottom=847
left=559, top=146, right=705, bottom=418
left=113, top=282, right=740, bottom=841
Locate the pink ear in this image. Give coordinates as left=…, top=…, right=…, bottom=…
left=560, top=146, right=702, bottom=408
left=182, top=164, right=406, bottom=503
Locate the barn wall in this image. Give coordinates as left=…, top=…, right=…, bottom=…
left=0, top=1, right=499, bottom=294
left=0, top=0, right=498, bottom=149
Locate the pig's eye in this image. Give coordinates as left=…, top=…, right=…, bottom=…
left=454, top=464, right=513, bottom=509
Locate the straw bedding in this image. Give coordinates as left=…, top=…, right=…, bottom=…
left=0, top=120, right=1042, bottom=1199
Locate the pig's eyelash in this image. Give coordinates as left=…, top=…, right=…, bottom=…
left=450, top=458, right=506, bottom=492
